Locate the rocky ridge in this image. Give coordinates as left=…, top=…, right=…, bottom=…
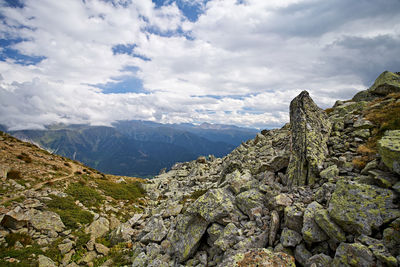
left=0, top=71, right=399, bottom=266
left=132, top=71, right=400, bottom=266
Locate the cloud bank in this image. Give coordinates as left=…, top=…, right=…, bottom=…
left=1, top=0, right=399, bottom=130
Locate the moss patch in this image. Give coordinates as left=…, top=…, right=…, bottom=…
left=45, top=195, right=94, bottom=229
left=96, top=180, right=145, bottom=201
left=66, top=182, right=104, bottom=207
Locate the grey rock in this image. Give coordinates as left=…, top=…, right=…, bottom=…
left=280, top=228, right=302, bottom=247
left=302, top=202, right=328, bottom=243
left=295, top=243, right=312, bottom=266
left=141, top=216, right=168, bottom=243
left=38, top=255, right=57, bottom=267
left=306, top=253, right=332, bottom=267
left=286, top=91, right=331, bottom=187
left=284, top=205, right=304, bottom=233
left=86, top=217, right=109, bottom=240
left=329, top=180, right=400, bottom=235
left=170, top=214, right=208, bottom=262
left=332, top=242, right=375, bottom=267
left=95, top=243, right=110, bottom=255
left=314, top=209, right=346, bottom=243
left=269, top=210, right=280, bottom=246
left=236, top=189, right=265, bottom=217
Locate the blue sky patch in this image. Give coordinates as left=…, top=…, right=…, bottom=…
left=0, top=39, right=45, bottom=65
left=95, top=76, right=147, bottom=94
left=112, top=44, right=151, bottom=61
left=152, top=0, right=208, bottom=22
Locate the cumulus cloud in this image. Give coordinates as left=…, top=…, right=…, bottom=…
left=0, top=0, right=399, bottom=130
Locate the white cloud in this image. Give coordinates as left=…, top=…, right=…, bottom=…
left=0, top=0, right=399, bottom=130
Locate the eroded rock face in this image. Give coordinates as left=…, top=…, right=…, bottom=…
left=353, top=71, right=400, bottom=101
left=286, top=91, right=331, bottom=187
left=378, top=130, right=400, bottom=175
left=169, top=214, right=208, bottom=262
left=329, top=180, right=400, bottom=235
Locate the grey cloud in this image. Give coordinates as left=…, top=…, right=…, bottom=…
left=321, top=34, right=400, bottom=86
left=270, top=0, right=400, bottom=38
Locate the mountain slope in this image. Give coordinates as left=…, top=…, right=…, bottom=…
left=9, top=121, right=256, bottom=177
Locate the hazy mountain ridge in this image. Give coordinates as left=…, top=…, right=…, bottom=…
left=7, top=121, right=258, bottom=177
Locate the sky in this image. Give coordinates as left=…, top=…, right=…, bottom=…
left=0, top=0, right=399, bottom=130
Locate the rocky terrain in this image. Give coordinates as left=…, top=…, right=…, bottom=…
left=0, top=71, right=400, bottom=266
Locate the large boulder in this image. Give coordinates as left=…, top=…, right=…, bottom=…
left=332, top=243, right=375, bottom=267
left=169, top=214, right=208, bottom=262
left=329, top=180, right=400, bottom=235
left=1, top=207, right=30, bottom=230
left=353, top=71, right=400, bottom=101
left=186, top=188, right=237, bottom=223
left=286, top=91, right=331, bottom=187
left=378, top=130, right=400, bottom=175
left=314, top=209, right=346, bottom=243
left=301, top=202, right=328, bottom=243
left=86, top=217, right=109, bottom=240
left=30, top=210, right=65, bottom=232
left=140, top=216, right=168, bottom=243
left=235, top=189, right=265, bottom=217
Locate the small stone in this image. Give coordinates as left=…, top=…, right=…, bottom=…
left=294, top=243, right=312, bottom=266
left=58, top=241, right=73, bottom=255
left=319, top=165, right=339, bottom=180
left=284, top=205, right=304, bottom=233
left=86, top=217, right=109, bottom=240
left=306, top=253, right=332, bottom=267
left=78, top=251, right=97, bottom=265
left=132, top=252, right=148, bottom=267
left=269, top=210, right=279, bottom=246
left=38, top=255, right=57, bottom=267
left=95, top=243, right=110, bottom=255
left=280, top=228, right=302, bottom=247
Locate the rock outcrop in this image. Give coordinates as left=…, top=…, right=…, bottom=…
left=286, top=91, right=331, bottom=187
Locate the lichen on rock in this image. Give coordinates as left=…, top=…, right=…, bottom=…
left=286, top=91, right=331, bottom=187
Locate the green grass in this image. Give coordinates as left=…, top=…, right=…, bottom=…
left=45, top=195, right=94, bottom=229
left=44, top=238, right=63, bottom=263
left=66, top=182, right=104, bottom=207
left=180, top=189, right=208, bottom=204
left=96, top=180, right=145, bottom=201
left=7, top=170, right=22, bottom=180
left=3, top=196, right=26, bottom=207
left=5, top=233, right=32, bottom=247
left=0, top=243, right=41, bottom=266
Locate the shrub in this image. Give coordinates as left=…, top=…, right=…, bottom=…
left=96, top=180, right=145, bottom=201
left=352, top=156, right=368, bottom=170
left=5, top=233, right=32, bottom=247
left=324, top=107, right=335, bottom=115
left=17, top=153, right=32, bottom=163
left=44, top=238, right=63, bottom=263
left=0, top=244, right=41, bottom=267
left=46, top=195, right=94, bottom=229
left=66, top=183, right=104, bottom=207
left=7, top=170, right=22, bottom=180
left=64, top=162, right=71, bottom=167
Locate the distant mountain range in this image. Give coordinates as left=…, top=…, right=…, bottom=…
left=5, top=121, right=258, bottom=177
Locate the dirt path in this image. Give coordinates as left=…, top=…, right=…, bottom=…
left=1, top=163, right=79, bottom=204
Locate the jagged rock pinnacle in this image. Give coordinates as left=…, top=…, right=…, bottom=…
left=286, top=90, right=331, bottom=187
